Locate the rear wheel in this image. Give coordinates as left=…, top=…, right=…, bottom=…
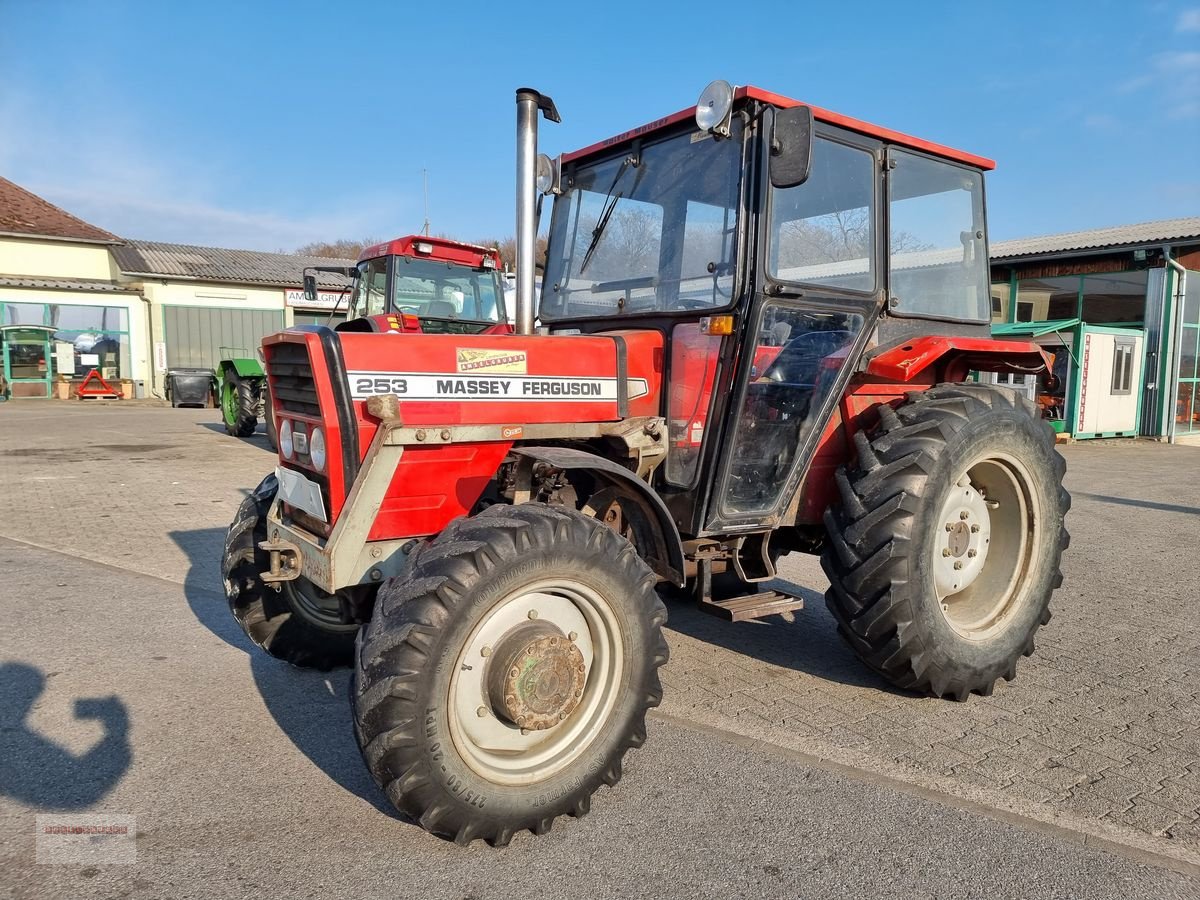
left=221, top=370, right=259, bottom=437
left=353, top=502, right=667, bottom=845
left=222, top=474, right=358, bottom=669
left=822, top=383, right=1069, bottom=700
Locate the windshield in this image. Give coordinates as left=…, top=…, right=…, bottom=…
left=541, top=119, right=743, bottom=319
left=348, top=256, right=506, bottom=323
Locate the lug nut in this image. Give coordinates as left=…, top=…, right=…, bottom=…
left=480, top=646, right=492, bottom=657
left=517, top=716, right=528, bottom=728
left=440, top=429, right=451, bottom=441
left=521, top=728, right=531, bottom=735
left=568, top=631, right=578, bottom=642
left=967, top=549, right=978, bottom=558
left=970, top=524, right=980, bottom=533
left=528, top=609, right=539, bottom=620
left=945, top=523, right=953, bottom=532
left=953, top=561, right=964, bottom=570
left=960, top=511, right=970, bottom=520
left=558, top=711, right=567, bottom=721
left=509, top=667, right=519, bottom=678
left=476, top=706, right=488, bottom=718
left=942, top=549, right=951, bottom=557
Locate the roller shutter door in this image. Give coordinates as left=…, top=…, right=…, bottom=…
left=163, top=306, right=284, bottom=369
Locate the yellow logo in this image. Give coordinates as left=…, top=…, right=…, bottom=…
left=456, top=349, right=528, bottom=374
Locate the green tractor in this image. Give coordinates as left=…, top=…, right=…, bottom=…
left=216, top=347, right=273, bottom=445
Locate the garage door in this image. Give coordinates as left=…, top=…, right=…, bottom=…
left=163, top=306, right=284, bottom=369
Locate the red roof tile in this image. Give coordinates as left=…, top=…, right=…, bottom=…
left=0, top=176, right=120, bottom=243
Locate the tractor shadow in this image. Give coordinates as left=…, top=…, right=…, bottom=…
left=194, top=421, right=276, bottom=448
left=168, top=526, right=397, bottom=819
left=660, top=577, right=906, bottom=695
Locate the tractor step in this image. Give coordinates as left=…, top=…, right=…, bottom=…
left=698, top=590, right=805, bottom=622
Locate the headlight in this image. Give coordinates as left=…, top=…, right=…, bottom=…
left=309, top=426, right=326, bottom=472
left=279, top=419, right=294, bottom=459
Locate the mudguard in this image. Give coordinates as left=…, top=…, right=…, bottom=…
left=510, top=446, right=685, bottom=586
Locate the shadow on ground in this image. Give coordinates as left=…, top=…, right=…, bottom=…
left=194, top=421, right=275, bottom=449
left=1076, top=492, right=1200, bottom=517
left=0, top=661, right=131, bottom=810
left=661, top=577, right=904, bottom=694
left=169, top=527, right=395, bottom=818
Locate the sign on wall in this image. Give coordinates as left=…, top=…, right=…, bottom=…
left=284, top=288, right=350, bottom=311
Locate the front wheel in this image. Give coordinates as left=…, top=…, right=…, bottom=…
left=353, top=502, right=668, bottom=845
left=822, top=383, right=1070, bottom=700
left=222, top=474, right=359, bottom=669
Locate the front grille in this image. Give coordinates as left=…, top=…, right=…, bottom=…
left=267, top=341, right=320, bottom=416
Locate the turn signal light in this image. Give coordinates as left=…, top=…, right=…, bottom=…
left=700, top=314, right=735, bottom=336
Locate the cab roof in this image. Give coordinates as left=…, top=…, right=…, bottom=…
left=359, top=235, right=502, bottom=267
left=562, top=84, right=995, bottom=171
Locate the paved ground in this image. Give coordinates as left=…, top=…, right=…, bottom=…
left=1, top=401, right=1198, bottom=896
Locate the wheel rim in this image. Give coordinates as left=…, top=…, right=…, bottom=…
left=932, top=452, right=1041, bottom=640
left=448, top=578, right=624, bottom=786
left=283, top=580, right=358, bottom=632
left=221, top=380, right=238, bottom=426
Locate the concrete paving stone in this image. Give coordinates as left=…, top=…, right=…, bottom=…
left=1024, top=761, right=1090, bottom=795
left=1148, top=779, right=1200, bottom=818
left=1109, top=797, right=1187, bottom=837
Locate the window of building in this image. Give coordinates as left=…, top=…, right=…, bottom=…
left=1013, top=275, right=1080, bottom=321
left=1080, top=272, right=1147, bottom=325
left=1111, top=339, right=1135, bottom=394
left=990, top=281, right=1011, bottom=323
left=0, top=301, right=132, bottom=379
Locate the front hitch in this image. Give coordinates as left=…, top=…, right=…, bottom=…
left=259, top=536, right=302, bottom=586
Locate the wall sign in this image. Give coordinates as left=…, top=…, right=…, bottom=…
left=285, top=288, right=350, bottom=311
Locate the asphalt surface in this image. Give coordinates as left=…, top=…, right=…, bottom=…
left=0, top=402, right=1198, bottom=898
left=0, top=539, right=1194, bottom=900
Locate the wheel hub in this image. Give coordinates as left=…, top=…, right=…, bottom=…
left=488, top=624, right=586, bottom=731
left=934, top=475, right=992, bottom=599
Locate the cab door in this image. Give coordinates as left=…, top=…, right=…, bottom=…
left=710, top=299, right=864, bottom=526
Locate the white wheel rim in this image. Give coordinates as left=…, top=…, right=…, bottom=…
left=447, top=578, right=624, bottom=786
left=932, top=452, right=1040, bottom=640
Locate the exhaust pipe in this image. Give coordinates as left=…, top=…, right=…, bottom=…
left=515, top=88, right=559, bottom=335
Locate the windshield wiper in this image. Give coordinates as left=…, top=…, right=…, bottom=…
left=579, top=157, right=632, bottom=274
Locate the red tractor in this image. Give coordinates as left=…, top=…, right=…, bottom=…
left=223, top=82, right=1069, bottom=845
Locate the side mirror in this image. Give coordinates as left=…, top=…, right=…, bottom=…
left=302, top=274, right=318, bottom=304
left=770, top=106, right=814, bottom=189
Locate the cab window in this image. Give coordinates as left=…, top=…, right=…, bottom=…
left=888, top=150, right=989, bottom=322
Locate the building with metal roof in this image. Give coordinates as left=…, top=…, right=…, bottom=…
left=991, top=217, right=1200, bottom=262
left=986, top=218, right=1200, bottom=443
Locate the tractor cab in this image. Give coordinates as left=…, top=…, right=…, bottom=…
left=341, top=235, right=509, bottom=334
left=534, top=82, right=1008, bottom=536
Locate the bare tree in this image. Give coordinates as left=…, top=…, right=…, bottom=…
left=294, top=238, right=381, bottom=259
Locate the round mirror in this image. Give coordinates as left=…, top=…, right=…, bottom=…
left=536, top=153, right=556, bottom=194
left=695, top=80, right=734, bottom=133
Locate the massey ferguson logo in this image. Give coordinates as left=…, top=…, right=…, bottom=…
left=456, top=349, right=528, bottom=374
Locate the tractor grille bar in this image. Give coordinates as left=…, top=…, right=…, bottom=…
left=267, top=342, right=320, bottom=417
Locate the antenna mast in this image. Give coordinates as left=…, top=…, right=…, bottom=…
left=422, top=169, right=431, bottom=236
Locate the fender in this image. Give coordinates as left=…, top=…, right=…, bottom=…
left=510, top=446, right=685, bottom=586
left=865, top=335, right=1052, bottom=384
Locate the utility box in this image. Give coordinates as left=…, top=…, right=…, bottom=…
left=988, top=321, right=1144, bottom=440
left=1074, top=326, right=1143, bottom=439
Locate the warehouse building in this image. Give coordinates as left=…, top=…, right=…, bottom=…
left=112, top=240, right=354, bottom=398
left=0, top=176, right=353, bottom=400
left=988, top=218, right=1200, bottom=442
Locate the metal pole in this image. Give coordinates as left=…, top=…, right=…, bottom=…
left=1165, top=252, right=1187, bottom=445
left=515, top=89, right=539, bottom=336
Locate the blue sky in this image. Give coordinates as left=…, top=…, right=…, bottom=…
left=1, top=0, right=1197, bottom=252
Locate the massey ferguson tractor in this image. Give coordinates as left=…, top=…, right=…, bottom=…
left=223, top=81, right=1069, bottom=845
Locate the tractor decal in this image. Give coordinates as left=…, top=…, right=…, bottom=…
left=346, top=370, right=649, bottom=401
